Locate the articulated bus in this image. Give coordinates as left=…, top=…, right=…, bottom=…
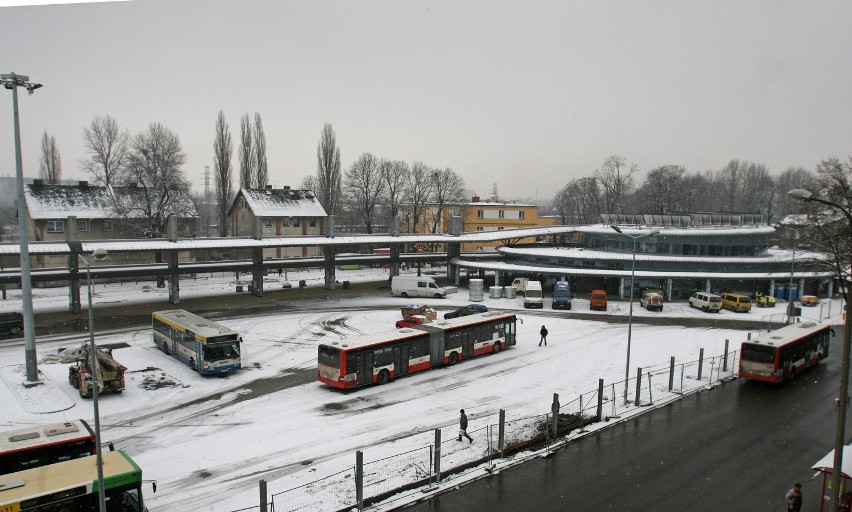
left=0, top=420, right=95, bottom=476
left=152, top=309, right=241, bottom=375
left=739, top=321, right=832, bottom=383
left=0, top=450, right=145, bottom=512
left=318, top=311, right=517, bottom=389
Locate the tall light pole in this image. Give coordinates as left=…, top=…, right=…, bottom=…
left=789, top=188, right=852, bottom=512
left=1, top=72, right=42, bottom=383
left=610, top=225, right=661, bottom=404
left=80, top=248, right=108, bottom=512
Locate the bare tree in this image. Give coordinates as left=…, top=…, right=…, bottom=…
left=428, top=167, right=466, bottom=234
left=316, top=123, right=342, bottom=216
left=635, top=165, right=687, bottom=215
left=253, top=112, right=268, bottom=188
left=300, top=175, right=319, bottom=193
left=239, top=114, right=254, bottom=189
left=406, top=161, right=434, bottom=233
left=343, top=153, right=386, bottom=233
left=551, top=185, right=573, bottom=224
left=595, top=155, right=637, bottom=214
left=776, top=167, right=818, bottom=219
left=740, top=162, right=775, bottom=218
left=38, top=131, right=62, bottom=184
left=380, top=159, right=410, bottom=227
left=213, top=111, right=233, bottom=237
left=80, top=114, right=129, bottom=187
left=123, top=123, right=191, bottom=236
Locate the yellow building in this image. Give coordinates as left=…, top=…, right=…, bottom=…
left=402, top=196, right=558, bottom=251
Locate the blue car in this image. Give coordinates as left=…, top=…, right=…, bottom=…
left=444, top=304, right=488, bottom=319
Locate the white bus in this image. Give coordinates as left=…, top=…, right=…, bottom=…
left=151, top=309, right=242, bottom=375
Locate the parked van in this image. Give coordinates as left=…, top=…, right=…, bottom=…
left=511, top=277, right=530, bottom=295
left=721, top=293, right=752, bottom=312
left=523, top=281, right=543, bottom=308
left=688, top=292, right=722, bottom=313
left=391, top=276, right=447, bottom=299
left=590, top=290, right=608, bottom=311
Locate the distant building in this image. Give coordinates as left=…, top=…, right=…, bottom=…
left=401, top=196, right=558, bottom=251
left=227, top=186, right=328, bottom=259
left=22, top=179, right=197, bottom=268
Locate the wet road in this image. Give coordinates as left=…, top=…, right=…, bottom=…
left=406, top=350, right=847, bottom=512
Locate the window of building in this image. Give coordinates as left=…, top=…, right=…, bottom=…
left=476, top=227, right=484, bottom=231
left=103, top=219, right=113, bottom=232
left=309, top=217, right=316, bottom=227
left=77, top=220, right=89, bottom=232
left=477, top=210, right=484, bottom=218
left=282, top=217, right=290, bottom=227
left=293, top=217, right=300, bottom=227
left=499, top=210, right=505, bottom=218
left=264, top=218, right=272, bottom=227
left=519, top=211, right=525, bottom=220
left=46, top=220, right=64, bottom=233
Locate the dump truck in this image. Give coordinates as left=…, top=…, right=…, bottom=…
left=68, top=344, right=127, bottom=398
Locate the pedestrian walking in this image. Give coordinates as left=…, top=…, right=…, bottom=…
left=539, top=325, right=548, bottom=346
left=457, top=409, right=473, bottom=443
left=785, top=482, right=803, bottom=511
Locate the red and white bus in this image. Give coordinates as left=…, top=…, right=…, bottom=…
left=0, top=419, right=96, bottom=475
left=739, top=321, right=833, bottom=383
left=318, top=311, right=517, bottom=389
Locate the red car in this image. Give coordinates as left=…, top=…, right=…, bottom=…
left=395, top=315, right=431, bottom=328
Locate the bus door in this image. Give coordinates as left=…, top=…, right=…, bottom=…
left=428, top=331, right=444, bottom=367
left=356, top=352, right=373, bottom=386
left=462, top=330, right=475, bottom=358
left=393, top=345, right=409, bottom=377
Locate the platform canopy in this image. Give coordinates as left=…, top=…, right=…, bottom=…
left=812, top=446, right=852, bottom=479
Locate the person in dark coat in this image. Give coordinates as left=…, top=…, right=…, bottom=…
left=785, top=482, right=803, bottom=511
left=457, top=409, right=473, bottom=443
left=539, top=325, right=548, bottom=347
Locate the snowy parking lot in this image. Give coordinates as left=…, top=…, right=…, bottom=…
left=0, top=268, right=843, bottom=511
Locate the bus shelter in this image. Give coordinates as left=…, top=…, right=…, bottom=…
left=811, top=445, right=852, bottom=511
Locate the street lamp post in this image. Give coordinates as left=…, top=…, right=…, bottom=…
left=1, top=72, right=42, bottom=383
left=80, top=248, right=108, bottom=512
left=610, top=226, right=661, bottom=404
left=789, top=188, right=852, bottom=512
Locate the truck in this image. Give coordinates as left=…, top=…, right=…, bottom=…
left=68, top=344, right=127, bottom=398
left=523, top=280, right=544, bottom=308
left=552, top=281, right=572, bottom=310
left=391, top=276, right=447, bottom=298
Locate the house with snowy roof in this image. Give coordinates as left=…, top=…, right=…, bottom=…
left=23, top=179, right=197, bottom=267
left=227, top=186, right=328, bottom=259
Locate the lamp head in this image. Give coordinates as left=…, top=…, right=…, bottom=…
left=609, top=225, right=623, bottom=234
left=647, top=230, right=661, bottom=236
left=788, top=189, right=814, bottom=201
left=91, top=248, right=108, bottom=261
left=26, top=83, right=42, bottom=95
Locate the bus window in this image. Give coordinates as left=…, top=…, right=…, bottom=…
left=742, top=344, right=774, bottom=363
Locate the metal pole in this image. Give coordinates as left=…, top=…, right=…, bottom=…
left=7, top=75, right=38, bottom=383
left=624, top=238, right=636, bottom=404
left=86, top=259, right=106, bottom=512
left=830, top=287, right=852, bottom=512
left=789, top=249, right=796, bottom=324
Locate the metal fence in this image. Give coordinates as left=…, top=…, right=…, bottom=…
left=250, top=345, right=743, bottom=512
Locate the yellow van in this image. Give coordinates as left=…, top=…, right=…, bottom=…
left=721, top=293, right=752, bottom=312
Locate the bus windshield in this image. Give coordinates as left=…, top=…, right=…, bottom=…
left=742, top=344, right=775, bottom=363
left=203, top=342, right=240, bottom=361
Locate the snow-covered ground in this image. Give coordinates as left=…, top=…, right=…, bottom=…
left=0, top=268, right=842, bottom=511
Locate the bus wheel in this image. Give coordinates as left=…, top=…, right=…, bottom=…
left=493, top=342, right=501, bottom=354
left=401, top=292, right=409, bottom=298
left=377, top=369, right=390, bottom=384
left=449, top=352, right=458, bottom=365
left=190, top=359, right=197, bottom=371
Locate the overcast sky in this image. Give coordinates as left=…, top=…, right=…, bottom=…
left=1, top=0, right=851, bottom=200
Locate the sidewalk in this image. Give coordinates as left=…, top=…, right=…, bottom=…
left=0, top=364, right=76, bottom=414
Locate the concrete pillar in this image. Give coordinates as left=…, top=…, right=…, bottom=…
left=389, top=244, right=401, bottom=278
left=324, top=247, right=336, bottom=290
left=251, top=247, right=264, bottom=297
left=666, top=279, right=673, bottom=299
left=704, top=279, right=711, bottom=292
left=168, top=251, right=181, bottom=304
left=769, top=279, right=775, bottom=297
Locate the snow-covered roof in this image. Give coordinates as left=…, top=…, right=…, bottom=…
left=236, top=187, right=327, bottom=218
left=497, top=246, right=828, bottom=265
left=580, top=224, right=776, bottom=237
left=24, top=182, right=196, bottom=220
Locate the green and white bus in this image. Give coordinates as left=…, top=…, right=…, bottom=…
left=152, top=309, right=242, bottom=375
left=0, top=450, right=147, bottom=512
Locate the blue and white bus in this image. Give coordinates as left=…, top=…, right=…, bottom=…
left=152, top=309, right=241, bottom=375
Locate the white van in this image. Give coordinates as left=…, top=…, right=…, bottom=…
left=391, top=275, right=447, bottom=299
left=523, top=281, right=543, bottom=308
left=688, top=292, right=722, bottom=313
